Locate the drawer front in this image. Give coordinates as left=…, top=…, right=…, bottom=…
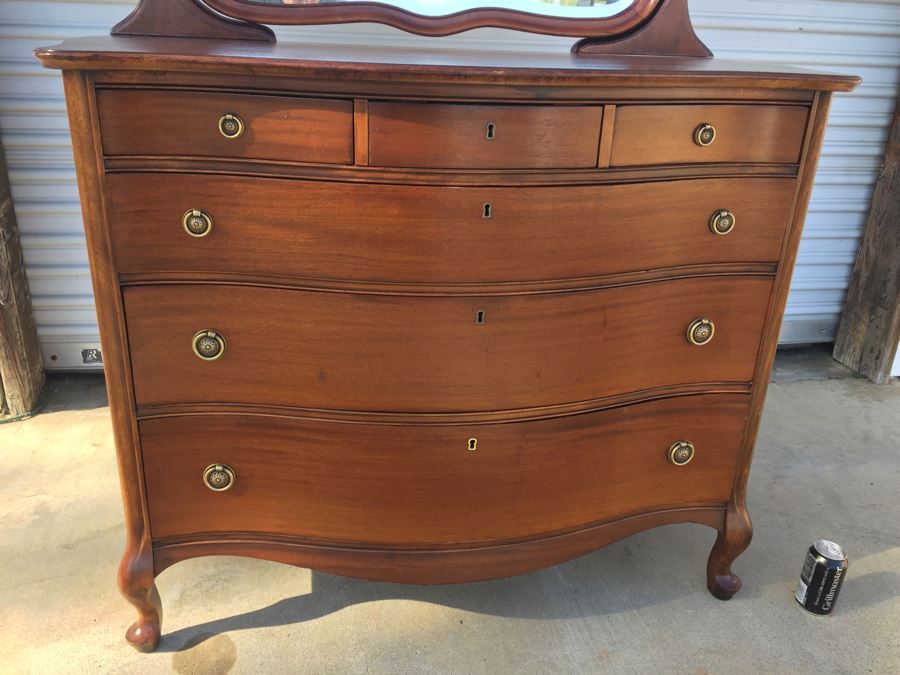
left=142, top=394, right=749, bottom=544
left=368, top=102, right=603, bottom=169
left=611, top=105, right=808, bottom=166
left=97, top=90, right=354, bottom=164
left=108, top=174, right=794, bottom=283
left=125, top=277, right=772, bottom=412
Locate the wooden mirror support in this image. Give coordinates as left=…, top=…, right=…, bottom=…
left=112, top=0, right=276, bottom=41
left=112, top=0, right=713, bottom=58
left=572, top=0, right=711, bottom=57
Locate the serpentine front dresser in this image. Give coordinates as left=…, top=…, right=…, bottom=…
left=36, top=0, right=858, bottom=651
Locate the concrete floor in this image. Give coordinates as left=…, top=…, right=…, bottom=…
left=1, top=348, right=898, bottom=674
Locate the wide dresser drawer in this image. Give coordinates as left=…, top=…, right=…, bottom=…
left=97, top=89, right=354, bottom=164
left=109, top=174, right=794, bottom=283
left=611, top=105, right=808, bottom=166
left=141, top=394, right=750, bottom=544
left=125, top=277, right=772, bottom=413
left=368, top=102, right=603, bottom=169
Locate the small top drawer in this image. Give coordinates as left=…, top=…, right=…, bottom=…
left=368, top=102, right=603, bottom=169
left=96, top=90, right=354, bottom=164
left=610, top=105, right=808, bottom=166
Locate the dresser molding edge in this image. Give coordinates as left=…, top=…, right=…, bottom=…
left=136, top=384, right=753, bottom=426
left=103, top=159, right=801, bottom=185
left=119, top=266, right=778, bottom=297
left=152, top=506, right=726, bottom=583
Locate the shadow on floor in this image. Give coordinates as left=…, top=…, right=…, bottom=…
left=33, top=372, right=108, bottom=414
left=155, top=523, right=726, bottom=653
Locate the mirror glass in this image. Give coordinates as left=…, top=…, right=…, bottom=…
left=242, top=0, right=638, bottom=19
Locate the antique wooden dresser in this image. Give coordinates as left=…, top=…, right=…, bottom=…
left=36, top=0, right=858, bottom=652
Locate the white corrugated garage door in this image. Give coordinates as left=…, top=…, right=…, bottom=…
left=1, top=0, right=898, bottom=369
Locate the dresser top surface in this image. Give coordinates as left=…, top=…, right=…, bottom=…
left=36, top=36, right=859, bottom=92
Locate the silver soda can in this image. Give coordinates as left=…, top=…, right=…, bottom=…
left=795, top=539, right=848, bottom=615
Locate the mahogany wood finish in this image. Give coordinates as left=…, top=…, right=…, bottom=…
left=367, top=102, right=603, bottom=169
left=112, top=0, right=274, bottom=41
left=154, top=507, right=727, bottom=583
left=141, top=394, right=749, bottom=543
left=573, top=0, right=711, bottom=58
left=107, top=174, right=796, bottom=282
left=97, top=89, right=353, bottom=164
left=35, top=0, right=858, bottom=652
left=61, top=70, right=162, bottom=653
left=611, top=104, right=809, bottom=166
left=38, top=38, right=857, bottom=94
left=124, top=278, right=772, bottom=412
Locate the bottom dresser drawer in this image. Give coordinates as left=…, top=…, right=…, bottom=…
left=142, top=394, right=750, bottom=546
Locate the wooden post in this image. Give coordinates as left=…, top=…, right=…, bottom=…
left=833, top=99, right=900, bottom=383
left=0, top=140, right=45, bottom=417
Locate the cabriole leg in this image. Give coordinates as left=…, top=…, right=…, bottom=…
left=707, top=500, right=753, bottom=600
left=119, top=538, right=162, bottom=652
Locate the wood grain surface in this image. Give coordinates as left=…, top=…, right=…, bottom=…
left=34, top=38, right=860, bottom=94
left=97, top=89, right=353, bottom=164
left=124, top=276, right=772, bottom=412
left=31, top=4, right=858, bottom=647
left=0, top=142, right=44, bottom=417
left=611, top=104, right=809, bottom=166
left=107, top=174, right=795, bottom=283
left=368, top=102, right=603, bottom=169
left=141, top=393, right=749, bottom=544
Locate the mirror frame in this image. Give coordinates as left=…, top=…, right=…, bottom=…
left=200, top=0, right=663, bottom=38
left=110, top=0, right=711, bottom=57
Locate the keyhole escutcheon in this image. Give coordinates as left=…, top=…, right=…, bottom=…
left=475, top=310, right=486, bottom=325
left=468, top=438, right=478, bottom=451
left=483, top=203, right=493, bottom=219
left=485, top=122, right=496, bottom=140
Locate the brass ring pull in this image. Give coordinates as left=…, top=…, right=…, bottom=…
left=668, top=441, right=695, bottom=466
left=192, top=329, right=226, bottom=361
left=709, top=209, right=736, bottom=236
left=218, top=113, right=245, bottom=139
left=693, top=123, right=716, bottom=147
left=203, top=463, right=235, bottom=491
left=182, top=209, right=213, bottom=238
left=686, top=318, right=715, bottom=346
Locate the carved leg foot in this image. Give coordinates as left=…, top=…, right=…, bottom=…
left=707, top=501, right=752, bottom=600
left=119, top=538, right=162, bottom=652
left=123, top=583, right=162, bottom=652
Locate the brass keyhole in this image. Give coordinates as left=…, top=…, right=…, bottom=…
left=483, top=203, right=493, bottom=219
left=486, top=123, right=496, bottom=140
left=467, top=438, right=478, bottom=451
left=475, top=310, right=486, bottom=325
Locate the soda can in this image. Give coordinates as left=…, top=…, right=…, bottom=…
left=795, top=539, right=848, bottom=615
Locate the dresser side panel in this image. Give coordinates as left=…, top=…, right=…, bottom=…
left=61, top=71, right=157, bottom=623
left=733, top=92, right=834, bottom=504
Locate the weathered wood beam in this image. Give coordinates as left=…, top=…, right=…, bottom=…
left=833, top=99, right=900, bottom=383
left=0, top=141, right=44, bottom=417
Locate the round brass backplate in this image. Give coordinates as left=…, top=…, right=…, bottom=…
left=182, top=209, right=213, bottom=237
left=668, top=441, right=695, bottom=467
left=709, top=209, right=736, bottom=236
left=693, top=123, right=716, bottom=147
left=192, top=330, right=226, bottom=361
left=203, top=463, right=235, bottom=491
left=218, top=113, right=245, bottom=139
left=686, top=318, right=715, bottom=346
